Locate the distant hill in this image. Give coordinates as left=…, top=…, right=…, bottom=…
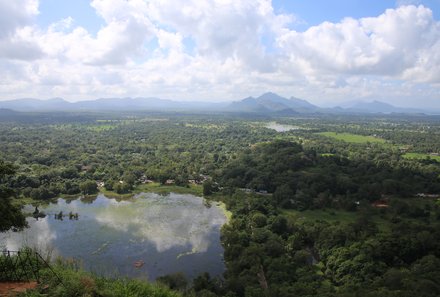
left=0, top=97, right=228, bottom=112
left=339, top=100, right=427, bottom=114
left=0, top=93, right=437, bottom=115
left=0, top=108, right=21, bottom=121
left=0, top=98, right=71, bottom=111
left=227, top=92, right=318, bottom=114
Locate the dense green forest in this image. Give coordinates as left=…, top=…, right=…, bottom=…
left=214, top=142, right=440, bottom=296
left=1, top=112, right=440, bottom=296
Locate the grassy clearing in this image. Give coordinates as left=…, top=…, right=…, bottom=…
left=136, top=182, right=203, bottom=196
left=320, top=153, right=335, bottom=157
left=99, top=189, right=135, bottom=200
left=86, top=124, right=118, bottom=132
left=318, top=132, right=386, bottom=144
left=15, top=183, right=204, bottom=208
left=14, top=194, right=85, bottom=208
left=11, top=196, right=36, bottom=208
left=100, top=183, right=203, bottom=198
left=184, top=123, right=224, bottom=130
left=282, top=208, right=390, bottom=232
left=402, top=152, right=440, bottom=161
left=282, top=208, right=358, bottom=224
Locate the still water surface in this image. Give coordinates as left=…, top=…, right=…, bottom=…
left=1, top=193, right=227, bottom=280
left=265, top=122, right=300, bottom=132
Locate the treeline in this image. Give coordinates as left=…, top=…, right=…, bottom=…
left=277, top=115, right=440, bottom=153
left=216, top=140, right=440, bottom=211
left=2, top=113, right=440, bottom=296
left=192, top=140, right=440, bottom=296
left=2, top=114, right=439, bottom=201
left=195, top=191, right=440, bottom=297
left=0, top=118, right=275, bottom=199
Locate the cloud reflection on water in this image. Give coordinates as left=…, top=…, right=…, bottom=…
left=94, top=193, right=225, bottom=253
left=1, top=193, right=227, bottom=280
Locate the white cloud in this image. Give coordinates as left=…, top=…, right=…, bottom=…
left=94, top=194, right=226, bottom=253
left=277, top=5, right=440, bottom=82
left=0, top=1, right=439, bottom=107
left=0, top=0, right=38, bottom=38
left=145, top=0, right=291, bottom=72
left=0, top=0, right=43, bottom=60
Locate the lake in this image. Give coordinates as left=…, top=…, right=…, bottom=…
left=265, top=122, right=300, bottom=132
left=0, top=193, right=227, bottom=281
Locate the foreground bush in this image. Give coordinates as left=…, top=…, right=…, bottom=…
left=18, top=261, right=181, bottom=297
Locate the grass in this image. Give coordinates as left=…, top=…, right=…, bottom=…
left=11, top=196, right=36, bottom=208
left=402, top=152, right=440, bottom=161
left=99, top=188, right=136, bottom=200
left=99, top=183, right=203, bottom=200
left=86, top=124, right=118, bottom=132
left=15, top=183, right=204, bottom=208
left=184, top=123, right=224, bottom=130
left=282, top=208, right=390, bottom=232
left=318, top=132, right=386, bottom=144
left=13, top=194, right=83, bottom=209
left=19, top=259, right=181, bottom=297
left=136, top=182, right=203, bottom=196
left=282, top=208, right=358, bottom=224
left=216, top=201, right=233, bottom=222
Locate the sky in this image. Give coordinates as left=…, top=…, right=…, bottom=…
left=1, top=0, right=440, bottom=108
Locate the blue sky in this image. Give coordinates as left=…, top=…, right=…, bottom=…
left=36, top=0, right=440, bottom=34
left=1, top=0, right=440, bottom=108
left=37, top=0, right=104, bottom=34
left=274, top=0, right=440, bottom=27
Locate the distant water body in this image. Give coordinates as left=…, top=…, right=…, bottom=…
left=265, top=122, right=300, bottom=132
left=1, top=193, right=227, bottom=280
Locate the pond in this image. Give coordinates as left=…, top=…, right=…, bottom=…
left=1, top=193, right=227, bottom=281
left=265, top=122, right=300, bottom=132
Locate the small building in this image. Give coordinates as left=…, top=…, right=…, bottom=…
left=139, top=175, right=153, bottom=184
left=239, top=188, right=254, bottom=193
left=416, top=193, right=440, bottom=199
left=372, top=200, right=389, bottom=208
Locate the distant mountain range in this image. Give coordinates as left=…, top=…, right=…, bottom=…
left=0, top=93, right=436, bottom=115
left=227, top=92, right=318, bottom=114
left=0, top=97, right=228, bottom=112
left=339, top=100, right=426, bottom=114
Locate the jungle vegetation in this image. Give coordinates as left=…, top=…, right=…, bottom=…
left=1, top=111, right=439, bottom=296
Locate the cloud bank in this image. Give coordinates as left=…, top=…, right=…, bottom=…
left=0, top=0, right=439, bottom=107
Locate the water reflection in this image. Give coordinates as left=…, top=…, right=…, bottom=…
left=265, top=122, right=300, bottom=132
left=1, top=193, right=227, bottom=280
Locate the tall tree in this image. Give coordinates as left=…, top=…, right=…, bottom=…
left=0, top=160, right=26, bottom=232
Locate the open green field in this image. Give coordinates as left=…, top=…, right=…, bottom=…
left=320, top=153, right=335, bottom=157
left=283, top=208, right=358, bottom=224
left=137, top=182, right=203, bottom=196
left=402, top=152, right=440, bottom=161
left=318, top=132, right=386, bottom=143
left=86, top=124, right=118, bottom=132
left=282, top=208, right=391, bottom=232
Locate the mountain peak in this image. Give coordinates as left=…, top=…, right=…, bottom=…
left=227, top=92, right=318, bottom=114
left=256, top=92, right=285, bottom=101
left=48, top=97, right=68, bottom=103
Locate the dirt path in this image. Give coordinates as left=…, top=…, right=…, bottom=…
left=0, top=282, right=38, bottom=296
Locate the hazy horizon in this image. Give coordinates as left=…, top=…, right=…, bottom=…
left=1, top=1, right=440, bottom=109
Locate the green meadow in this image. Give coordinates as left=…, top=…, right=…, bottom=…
left=318, top=132, right=386, bottom=143
left=403, top=152, right=440, bottom=161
